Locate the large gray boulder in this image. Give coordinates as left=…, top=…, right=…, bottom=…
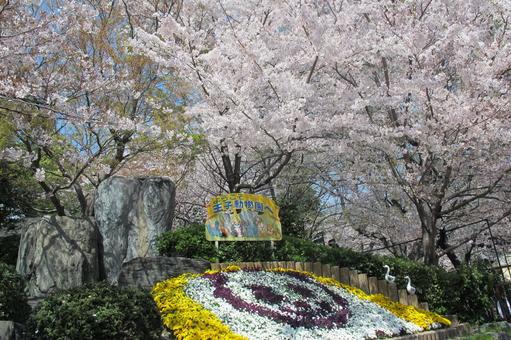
left=94, top=176, right=176, bottom=283
left=0, top=321, right=25, bottom=340
left=16, top=216, right=99, bottom=300
left=118, top=257, right=210, bottom=290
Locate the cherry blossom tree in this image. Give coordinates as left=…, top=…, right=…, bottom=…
left=320, top=0, right=511, bottom=266
left=138, top=0, right=511, bottom=265
left=0, top=0, right=191, bottom=216
left=1, top=0, right=510, bottom=267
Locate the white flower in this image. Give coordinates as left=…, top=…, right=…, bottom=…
left=148, top=124, right=161, bottom=137
left=34, top=168, right=46, bottom=182
left=1, top=147, right=24, bottom=161
left=183, top=271, right=421, bottom=340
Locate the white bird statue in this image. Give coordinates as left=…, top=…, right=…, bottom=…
left=405, top=276, right=416, bottom=295
left=383, top=265, right=395, bottom=283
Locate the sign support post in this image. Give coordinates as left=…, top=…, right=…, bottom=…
left=215, top=241, right=219, bottom=263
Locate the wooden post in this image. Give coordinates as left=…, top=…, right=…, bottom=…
left=304, top=262, right=313, bottom=273
left=419, top=302, right=429, bottom=311
left=445, top=315, right=459, bottom=327
left=340, top=267, right=350, bottom=284
left=368, top=277, right=378, bottom=294
left=349, top=270, right=359, bottom=288
left=322, top=264, right=331, bottom=278
left=331, top=266, right=340, bottom=282
left=358, top=273, right=369, bottom=293
left=408, top=294, right=419, bottom=308
left=295, top=262, right=304, bottom=271
left=377, top=279, right=389, bottom=297
left=286, top=261, right=295, bottom=270
left=398, top=289, right=409, bottom=305
left=313, top=262, right=323, bottom=276
left=388, top=282, right=399, bottom=301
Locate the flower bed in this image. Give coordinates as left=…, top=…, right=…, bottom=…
left=152, top=266, right=451, bottom=339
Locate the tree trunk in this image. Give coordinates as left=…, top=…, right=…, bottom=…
left=38, top=181, right=66, bottom=216
left=74, top=183, right=95, bottom=217
left=416, top=201, right=438, bottom=265
left=422, top=226, right=438, bottom=265
left=438, top=227, right=462, bottom=268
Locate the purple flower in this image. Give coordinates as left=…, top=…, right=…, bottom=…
left=287, top=283, right=314, bottom=298
left=376, top=329, right=386, bottom=338
left=249, top=285, right=284, bottom=305
left=293, top=300, right=310, bottom=310
left=205, top=270, right=351, bottom=329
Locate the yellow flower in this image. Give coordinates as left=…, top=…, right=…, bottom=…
left=152, top=273, right=246, bottom=340
left=224, top=265, right=241, bottom=272
left=152, top=266, right=450, bottom=339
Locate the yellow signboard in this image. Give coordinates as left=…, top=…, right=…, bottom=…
left=205, top=193, right=282, bottom=241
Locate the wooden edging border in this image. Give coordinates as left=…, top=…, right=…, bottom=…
left=392, top=323, right=472, bottom=339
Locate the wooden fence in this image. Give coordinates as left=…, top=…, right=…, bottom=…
left=210, top=261, right=429, bottom=311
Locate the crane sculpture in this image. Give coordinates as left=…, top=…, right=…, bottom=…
left=405, top=276, right=416, bottom=295
left=383, top=265, right=395, bottom=283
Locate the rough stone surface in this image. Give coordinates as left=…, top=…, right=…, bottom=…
left=16, top=216, right=99, bottom=299
left=0, top=321, right=15, bottom=340
left=0, top=321, right=26, bottom=340
left=94, top=176, right=176, bottom=283
left=118, top=256, right=210, bottom=289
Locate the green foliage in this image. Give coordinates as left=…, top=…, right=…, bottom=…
left=0, top=262, right=31, bottom=323
left=157, top=222, right=273, bottom=262
left=462, top=322, right=511, bottom=339
left=0, top=118, right=15, bottom=149
left=157, top=223, right=217, bottom=260
left=0, top=161, right=40, bottom=229
left=0, top=156, right=86, bottom=221
left=0, top=235, right=20, bottom=266
left=438, top=262, right=496, bottom=323
left=157, top=224, right=498, bottom=323
left=27, top=282, right=162, bottom=339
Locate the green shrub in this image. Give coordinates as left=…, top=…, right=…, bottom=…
left=157, top=222, right=275, bottom=262
left=0, top=234, right=20, bottom=266
left=0, top=262, right=31, bottom=323
left=157, top=222, right=217, bottom=261
left=156, top=224, right=497, bottom=323
left=27, top=282, right=162, bottom=339
left=439, top=262, right=495, bottom=323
